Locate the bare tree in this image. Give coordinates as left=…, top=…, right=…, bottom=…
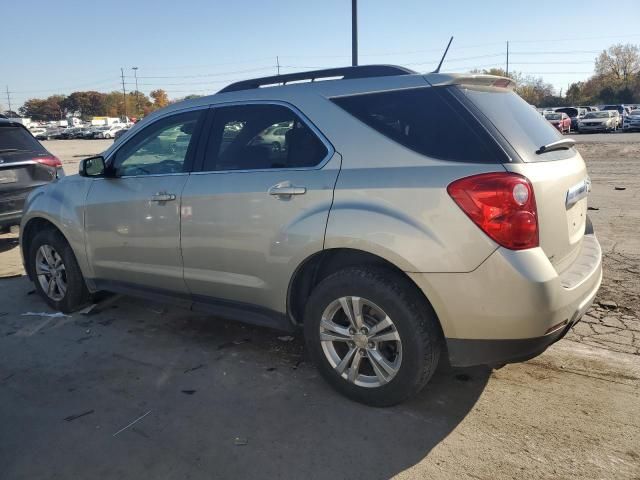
left=595, top=43, right=640, bottom=84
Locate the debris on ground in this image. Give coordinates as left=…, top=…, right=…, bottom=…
left=217, top=338, right=251, bottom=350
left=277, top=335, right=295, bottom=342
left=588, top=206, right=600, bottom=211
left=78, top=304, right=97, bottom=315
left=21, top=312, right=69, bottom=318
left=234, top=437, right=248, bottom=446
left=183, top=364, right=205, bottom=373
left=614, top=186, right=626, bottom=191
left=112, top=410, right=152, bottom=437
left=181, top=390, right=196, bottom=395
left=599, top=300, right=618, bottom=310
left=64, top=409, right=94, bottom=422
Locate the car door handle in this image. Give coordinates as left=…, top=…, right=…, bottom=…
left=268, top=184, right=307, bottom=197
left=150, top=192, right=177, bottom=202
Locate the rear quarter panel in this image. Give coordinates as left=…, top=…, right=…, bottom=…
left=314, top=102, right=505, bottom=273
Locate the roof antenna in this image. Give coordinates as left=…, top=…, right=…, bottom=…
left=433, top=36, right=454, bottom=73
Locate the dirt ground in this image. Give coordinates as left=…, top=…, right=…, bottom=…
left=0, top=138, right=638, bottom=479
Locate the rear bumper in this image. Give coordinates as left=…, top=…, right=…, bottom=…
left=408, top=232, right=602, bottom=367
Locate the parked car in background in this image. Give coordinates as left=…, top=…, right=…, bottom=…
left=113, top=127, right=131, bottom=141
left=544, top=112, right=571, bottom=133
left=554, top=107, right=586, bottom=132
left=578, top=111, right=617, bottom=132
left=602, top=105, right=626, bottom=127
left=0, top=119, right=63, bottom=232
left=577, top=105, right=598, bottom=112
left=20, top=66, right=602, bottom=406
left=622, top=110, right=640, bottom=131
left=94, top=125, right=124, bottom=139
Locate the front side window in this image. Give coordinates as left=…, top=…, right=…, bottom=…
left=204, top=104, right=328, bottom=171
left=113, top=110, right=202, bottom=176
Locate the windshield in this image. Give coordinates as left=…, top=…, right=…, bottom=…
left=585, top=112, right=609, bottom=119
left=545, top=113, right=562, bottom=120
left=459, top=86, right=572, bottom=162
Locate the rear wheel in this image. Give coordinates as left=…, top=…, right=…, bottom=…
left=304, top=267, right=441, bottom=407
left=27, top=229, right=90, bottom=313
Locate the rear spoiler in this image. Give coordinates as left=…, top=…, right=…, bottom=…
left=425, top=73, right=516, bottom=90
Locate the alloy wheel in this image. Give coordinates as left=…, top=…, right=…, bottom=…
left=320, top=296, right=402, bottom=388
left=35, top=244, right=67, bottom=301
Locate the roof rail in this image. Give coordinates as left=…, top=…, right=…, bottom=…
left=218, top=65, right=416, bottom=93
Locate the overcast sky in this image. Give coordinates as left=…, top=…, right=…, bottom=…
left=3, top=0, right=640, bottom=108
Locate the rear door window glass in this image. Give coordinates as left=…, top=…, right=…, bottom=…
left=204, top=104, right=328, bottom=171
left=331, top=86, right=506, bottom=163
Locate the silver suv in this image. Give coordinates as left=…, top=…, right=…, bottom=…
left=20, top=66, right=602, bottom=406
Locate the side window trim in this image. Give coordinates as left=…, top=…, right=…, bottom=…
left=193, top=100, right=335, bottom=174
left=105, top=106, right=208, bottom=177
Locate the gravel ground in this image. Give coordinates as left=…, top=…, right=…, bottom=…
left=0, top=137, right=639, bottom=479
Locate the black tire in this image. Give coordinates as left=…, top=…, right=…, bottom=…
left=304, top=267, right=441, bottom=407
left=27, top=228, right=90, bottom=313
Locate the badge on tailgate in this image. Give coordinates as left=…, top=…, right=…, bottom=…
left=566, top=177, right=591, bottom=209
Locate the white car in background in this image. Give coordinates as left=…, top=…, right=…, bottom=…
left=94, top=125, right=124, bottom=139
left=578, top=111, right=617, bottom=132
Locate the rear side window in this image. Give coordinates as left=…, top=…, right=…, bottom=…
left=458, top=87, right=574, bottom=162
left=204, top=104, right=329, bottom=171
left=331, top=87, right=505, bottom=163
left=0, top=126, right=46, bottom=153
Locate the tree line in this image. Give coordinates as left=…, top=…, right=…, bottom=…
left=7, top=89, right=203, bottom=122
left=3, top=43, right=639, bottom=120
left=476, top=43, right=640, bottom=107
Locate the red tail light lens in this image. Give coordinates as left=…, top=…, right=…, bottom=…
left=447, top=172, right=539, bottom=250
left=35, top=156, right=62, bottom=168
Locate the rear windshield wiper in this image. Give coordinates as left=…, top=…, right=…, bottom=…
left=0, top=148, right=20, bottom=153
left=535, top=138, right=576, bottom=155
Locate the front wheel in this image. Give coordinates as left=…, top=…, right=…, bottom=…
left=304, top=267, right=441, bottom=407
left=27, top=229, right=90, bottom=313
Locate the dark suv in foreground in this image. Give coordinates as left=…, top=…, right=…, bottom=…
left=0, top=119, right=63, bottom=231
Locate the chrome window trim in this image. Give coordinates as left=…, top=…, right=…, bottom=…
left=195, top=99, right=336, bottom=174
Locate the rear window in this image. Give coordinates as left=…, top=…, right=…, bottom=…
left=458, top=87, right=574, bottom=162
left=0, top=125, right=46, bottom=153
left=331, top=86, right=507, bottom=163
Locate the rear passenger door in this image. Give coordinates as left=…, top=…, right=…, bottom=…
left=180, top=102, right=340, bottom=314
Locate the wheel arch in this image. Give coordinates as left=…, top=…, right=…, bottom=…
left=21, top=217, right=85, bottom=283
left=287, top=248, right=445, bottom=339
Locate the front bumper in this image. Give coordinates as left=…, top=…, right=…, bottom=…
left=0, top=191, right=29, bottom=228
left=408, top=230, right=602, bottom=367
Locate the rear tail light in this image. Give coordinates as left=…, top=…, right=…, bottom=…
left=447, top=172, right=539, bottom=250
left=35, top=156, right=62, bottom=168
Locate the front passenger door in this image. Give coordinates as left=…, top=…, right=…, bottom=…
left=84, top=109, right=204, bottom=294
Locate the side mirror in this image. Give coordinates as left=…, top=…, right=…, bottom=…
left=79, top=155, right=107, bottom=177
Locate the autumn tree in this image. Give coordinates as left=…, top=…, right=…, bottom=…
left=150, top=89, right=169, bottom=108
left=595, top=43, right=640, bottom=85
left=19, top=95, right=67, bottom=120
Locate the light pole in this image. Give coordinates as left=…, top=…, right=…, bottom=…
left=132, top=67, right=140, bottom=115
left=351, top=0, right=358, bottom=66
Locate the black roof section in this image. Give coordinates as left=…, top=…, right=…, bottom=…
left=218, top=65, right=417, bottom=93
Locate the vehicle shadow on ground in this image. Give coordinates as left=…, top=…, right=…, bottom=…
left=1, top=284, right=490, bottom=479
left=0, top=234, right=19, bottom=254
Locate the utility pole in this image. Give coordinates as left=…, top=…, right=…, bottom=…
left=506, top=41, right=509, bottom=77
left=132, top=67, right=140, bottom=115
left=351, top=0, right=358, bottom=66
left=276, top=56, right=280, bottom=76
left=5, top=85, right=12, bottom=115
left=120, top=68, right=127, bottom=119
